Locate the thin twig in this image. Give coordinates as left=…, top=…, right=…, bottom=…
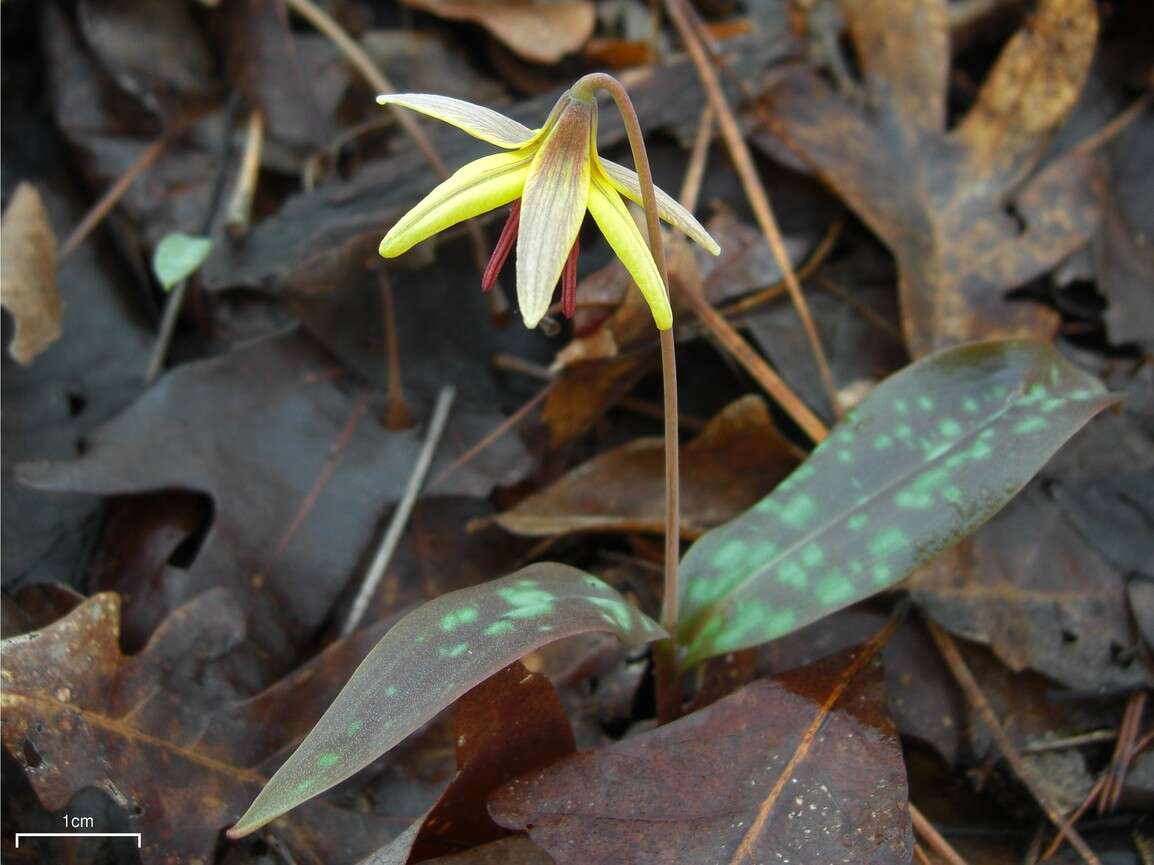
left=926, top=621, right=1102, bottom=865
left=341, top=386, right=456, bottom=637
left=1039, top=775, right=1106, bottom=862
left=910, top=802, right=971, bottom=865
left=430, top=383, right=551, bottom=488
left=224, top=108, right=265, bottom=236
left=61, top=134, right=172, bottom=259
left=664, top=0, right=842, bottom=418
left=284, top=0, right=504, bottom=311
left=678, top=104, right=714, bottom=212
left=378, top=269, right=414, bottom=429
left=1099, top=690, right=1146, bottom=814
left=679, top=271, right=829, bottom=442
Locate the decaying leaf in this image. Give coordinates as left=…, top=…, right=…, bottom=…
left=17, top=330, right=532, bottom=688
left=0, top=590, right=407, bottom=865
left=498, top=395, right=801, bottom=538
left=677, top=341, right=1113, bottom=668
left=399, top=0, right=595, bottom=65
left=1, top=183, right=62, bottom=365
left=413, top=660, right=575, bottom=858
left=911, top=485, right=1150, bottom=691
left=766, top=0, right=1102, bottom=356
left=491, top=643, right=912, bottom=865
left=230, top=564, right=665, bottom=837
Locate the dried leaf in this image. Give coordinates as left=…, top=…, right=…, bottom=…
left=677, top=341, right=1113, bottom=668
left=490, top=644, right=912, bottom=865
left=911, top=485, right=1150, bottom=690
left=230, top=564, right=665, bottom=837
left=497, top=395, right=801, bottom=538
left=400, top=0, right=595, bottom=64
left=413, top=660, right=575, bottom=857
left=1, top=591, right=408, bottom=865
left=767, top=0, right=1101, bottom=356
left=1, top=183, right=61, bottom=365
left=17, top=331, right=531, bottom=687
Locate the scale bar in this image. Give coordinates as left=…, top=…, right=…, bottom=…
left=16, top=833, right=142, bottom=848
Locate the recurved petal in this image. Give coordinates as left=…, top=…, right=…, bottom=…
left=377, top=93, right=538, bottom=149
left=587, top=172, right=673, bottom=330
left=516, top=97, right=594, bottom=329
left=379, top=151, right=531, bottom=258
left=599, top=158, right=721, bottom=256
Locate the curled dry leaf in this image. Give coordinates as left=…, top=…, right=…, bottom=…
left=497, top=395, right=802, bottom=538
left=400, top=0, right=595, bottom=65
left=766, top=0, right=1102, bottom=357
left=0, top=590, right=408, bottom=865
left=1, top=183, right=61, bottom=365
left=490, top=642, right=912, bottom=865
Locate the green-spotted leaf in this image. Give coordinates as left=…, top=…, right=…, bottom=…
left=151, top=232, right=214, bottom=291
left=229, top=564, right=665, bottom=837
left=677, top=340, right=1115, bottom=668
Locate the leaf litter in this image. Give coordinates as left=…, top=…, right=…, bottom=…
left=3, top=1, right=1152, bottom=864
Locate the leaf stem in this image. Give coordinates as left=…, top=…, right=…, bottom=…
left=573, top=72, right=682, bottom=723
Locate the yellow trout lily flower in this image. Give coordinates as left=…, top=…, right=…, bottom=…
left=377, top=89, right=720, bottom=330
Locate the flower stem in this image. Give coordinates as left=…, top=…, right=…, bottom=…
left=574, top=73, right=682, bottom=723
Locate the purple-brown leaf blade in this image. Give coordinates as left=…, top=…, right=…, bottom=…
left=490, top=642, right=911, bottom=865
left=230, top=564, right=665, bottom=837
left=678, top=340, right=1115, bottom=668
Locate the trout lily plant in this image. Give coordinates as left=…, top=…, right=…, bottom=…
left=228, top=76, right=1114, bottom=848
left=377, top=87, right=720, bottom=329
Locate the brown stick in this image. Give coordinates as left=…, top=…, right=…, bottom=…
left=60, top=135, right=170, bottom=260
left=284, top=0, right=502, bottom=308
left=926, top=622, right=1102, bottom=865
left=224, top=109, right=265, bottom=236
left=909, top=803, right=971, bottom=865
left=664, top=0, right=841, bottom=419
left=379, top=269, right=414, bottom=429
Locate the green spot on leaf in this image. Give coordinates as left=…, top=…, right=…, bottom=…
left=483, top=620, right=515, bottom=637
left=801, top=543, right=824, bottom=567
left=346, top=720, right=364, bottom=736
left=780, top=494, right=816, bottom=528
left=316, top=753, right=341, bottom=769
left=870, top=527, right=908, bottom=558
left=816, top=575, right=854, bottom=606
left=440, top=606, right=479, bottom=631
left=439, top=642, right=470, bottom=658
left=778, top=561, right=807, bottom=589
left=1013, top=417, right=1049, bottom=435
left=873, top=434, right=893, bottom=450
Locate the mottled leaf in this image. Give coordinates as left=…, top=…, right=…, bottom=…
left=0, top=590, right=408, bottom=865
left=151, top=232, right=214, bottom=291
left=677, top=340, right=1114, bottom=668
left=230, top=564, right=665, bottom=837
left=490, top=641, right=911, bottom=865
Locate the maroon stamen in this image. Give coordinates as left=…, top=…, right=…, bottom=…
left=481, top=200, right=521, bottom=293
left=561, top=237, right=580, bottom=319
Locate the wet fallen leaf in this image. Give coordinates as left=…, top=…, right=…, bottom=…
left=677, top=341, right=1113, bottom=667
left=413, top=660, right=575, bottom=858
left=766, top=0, right=1102, bottom=356
left=1, top=183, right=62, bottom=365
left=17, top=330, right=531, bottom=688
left=224, top=0, right=333, bottom=149
left=490, top=643, right=912, bottom=865
left=911, top=484, right=1151, bottom=691
left=422, top=836, right=554, bottom=864
left=497, top=395, right=801, bottom=538
left=400, top=0, right=595, bottom=65
left=0, top=590, right=408, bottom=865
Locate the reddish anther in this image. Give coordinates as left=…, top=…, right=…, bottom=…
left=561, top=237, right=580, bottom=319
left=481, top=200, right=522, bottom=293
